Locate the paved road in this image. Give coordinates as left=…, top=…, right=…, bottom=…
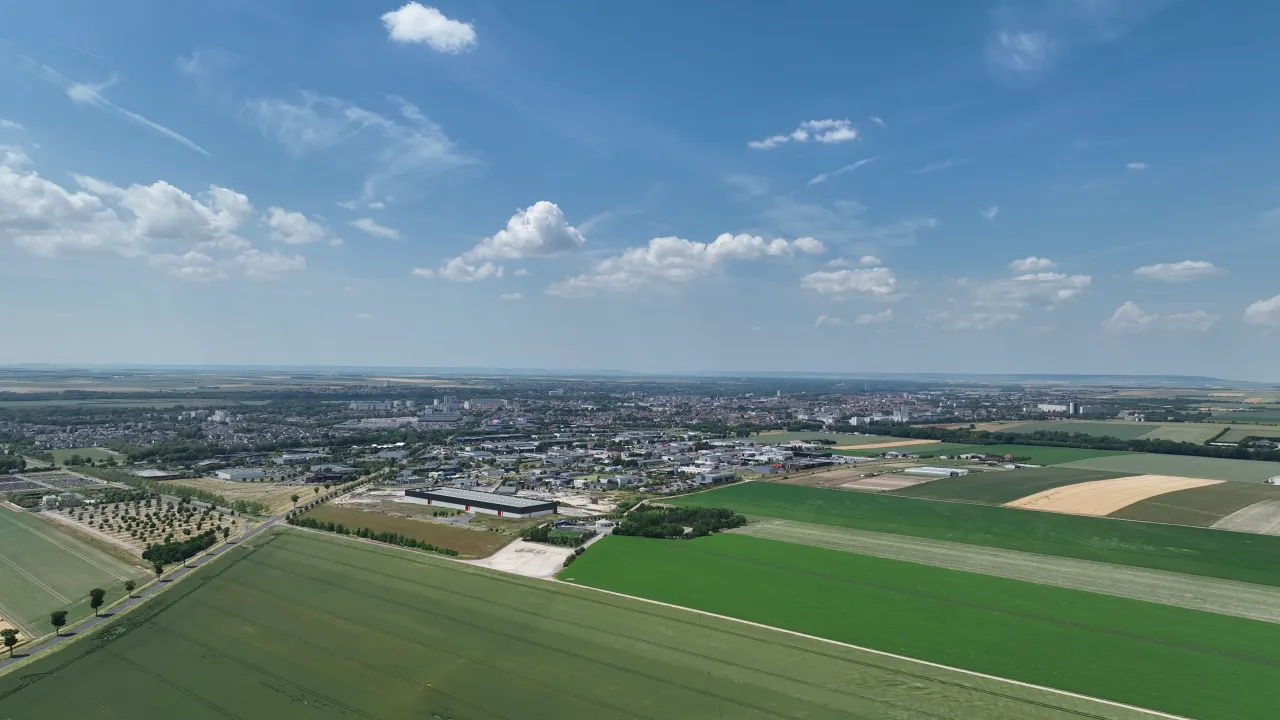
left=0, top=514, right=284, bottom=673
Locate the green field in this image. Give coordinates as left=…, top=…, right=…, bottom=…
left=1219, top=425, right=1280, bottom=442
left=49, top=447, right=126, bottom=465
left=833, top=442, right=1127, bottom=465
left=1108, top=482, right=1280, bottom=526
left=891, top=467, right=1134, bottom=504
left=671, top=482, right=1280, bottom=586
left=564, top=534, right=1280, bottom=720
left=0, top=529, right=1155, bottom=720
left=996, top=421, right=1156, bottom=440
left=1059, top=453, right=1280, bottom=483
left=0, top=506, right=148, bottom=636
left=1211, top=410, right=1280, bottom=423
left=749, top=431, right=907, bottom=446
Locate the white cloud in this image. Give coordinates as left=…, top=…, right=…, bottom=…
left=1126, top=162, right=1148, bottom=171
left=499, top=293, right=523, bottom=301
left=911, top=158, right=971, bottom=175
left=1104, top=301, right=1217, bottom=333
left=250, top=92, right=472, bottom=206
left=855, top=308, right=893, bottom=325
left=1009, top=256, right=1056, bottom=273
left=265, top=207, right=333, bottom=245
left=760, top=197, right=939, bottom=248
left=513, top=268, right=530, bottom=276
left=792, top=237, right=826, bottom=254
left=987, top=30, right=1052, bottom=75
left=0, top=119, right=22, bottom=131
left=548, top=233, right=819, bottom=297
left=1133, top=260, right=1224, bottom=282
left=976, top=272, right=1091, bottom=310
left=800, top=267, right=897, bottom=296
left=236, top=249, right=305, bottom=280
left=414, top=257, right=502, bottom=282
left=348, top=217, right=401, bottom=240
left=1244, top=295, right=1280, bottom=327
left=381, top=3, right=477, bottom=53
left=859, top=255, right=882, bottom=267
left=148, top=251, right=225, bottom=281
left=869, top=116, right=887, bottom=128
left=463, top=202, right=585, bottom=261
left=808, top=157, right=877, bottom=186
left=748, top=119, right=857, bottom=149
left=814, top=315, right=849, bottom=328
left=981, top=205, right=1000, bottom=220
left=826, top=255, right=882, bottom=268
left=355, top=313, right=373, bottom=321
left=31, top=62, right=209, bottom=156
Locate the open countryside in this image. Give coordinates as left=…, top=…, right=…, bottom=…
left=0, top=529, right=1160, bottom=720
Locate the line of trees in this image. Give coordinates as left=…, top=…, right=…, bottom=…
left=522, top=523, right=594, bottom=547
left=857, top=424, right=1280, bottom=462
left=142, top=529, right=219, bottom=566
left=615, top=506, right=747, bottom=539
left=286, top=515, right=460, bottom=556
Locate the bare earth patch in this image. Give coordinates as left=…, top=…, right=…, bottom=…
left=832, top=439, right=942, bottom=450
left=841, top=475, right=936, bottom=492
left=465, top=539, right=573, bottom=578
left=1005, top=475, right=1222, bottom=516
left=1213, top=499, right=1280, bottom=535
left=733, top=519, right=1280, bottom=624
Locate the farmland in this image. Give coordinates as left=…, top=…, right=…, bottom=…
left=891, top=467, right=1135, bottom=504
left=1211, top=410, right=1280, bottom=423
left=303, top=503, right=515, bottom=557
left=1059, top=453, right=1280, bottom=483
left=747, top=431, right=915, bottom=446
left=670, top=482, right=1280, bottom=585
left=0, top=505, right=148, bottom=637
left=1109, top=482, right=1280, bottom=526
left=0, top=529, right=1157, bottom=720
left=564, top=533, right=1280, bottom=720
left=171, top=476, right=319, bottom=515
left=49, top=447, right=126, bottom=465
left=994, top=421, right=1156, bottom=440
left=842, top=442, right=1129, bottom=465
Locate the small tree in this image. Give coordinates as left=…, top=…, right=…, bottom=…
left=1, top=628, right=18, bottom=657
left=222, top=526, right=231, bottom=543
left=50, top=610, right=68, bottom=637
left=88, top=588, right=107, bottom=617
left=154, top=563, right=165, bottom=581
left=124, top=580, right=136, bottom=598
left=290, top=494, right=300, bottom=507
left=313, top=487, right=320, bottom=495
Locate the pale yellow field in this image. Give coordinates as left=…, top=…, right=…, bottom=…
left=1005, top=474, right=1223, bottom=516
left=175, top=477, right=321, bottom=514
left=832, top=439, right=942, bottom=450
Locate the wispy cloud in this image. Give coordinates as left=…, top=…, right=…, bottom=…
left=0, top=119, right=23, bottom=131
left=808, top=157, right=877, bottom=187
left=911, top=158, right=971, bottom=175
left=1125, top=161, right=1148, bottom=171
left=986, top=30, right=1052, bottom=76
left=349, top=217, right=401, bottom=239
left=29, top=60, right=210, bottom=156
left=869, top=116, right=887, bottom=128
left=986, top=1, right=1171, bottom=81
left=981, top=205, right=1000, bottom=220
left=748, top=119, right=857, bottom=150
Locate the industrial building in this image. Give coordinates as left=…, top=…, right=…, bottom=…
left=215, top=468, right=265, bottom=481
left=404, top=487, right=557, bottom=518
left=903, top=466, right=970, bottom=478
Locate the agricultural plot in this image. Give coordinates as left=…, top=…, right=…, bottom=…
left=747, top=431, right=910, bottom=446
left=0, top=505, right=147, bottom=637
left=1218, top=425, right=1280, bottom=443
left=1059, top=453, right=1280, bottom=483
left=997, top=421, right=1154, bottom=440
left=172, top=476, right=316, bottom=515
left=565, top=534, right=1280, bottom=720
left=1211, top=410, right=1280, bottom=423
left=731, top=519, right=1280, bottom=624
left=1109, top=482, right=1280, bottom=527
left=304, top=503, right=515, bottom=557
left=670, top=482, right=1280, bottom=586
left=49, top=447, right=126, bottom=465
left=47, top=498, right=244, bottom=554
left=0, top=529, right=1159, bottom=720
left=1005, top=475, right=1221, bottom=517
left=899, top=443, right=1128, bottom=465
left=1213, top=500, right=1280, bottom=535
left=1136, top=424, right=1224, bottom=443
left=891, top=467, right=1135, bottom=504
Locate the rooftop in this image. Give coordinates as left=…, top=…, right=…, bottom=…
left=417, top=486, right=554, bottom=509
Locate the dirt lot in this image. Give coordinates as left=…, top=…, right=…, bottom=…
left=469, top=539, right=574, bottom=578
left=733, top=519, right=1280, bottom=625
left=841, top=475, right=936, bottom=492
left=775, top=461, right=920, bottom=489
left=304, top=503, right=516, bottom=558
left=1005, top=474, right=1222, bottom=516
left=173, top=477, right=319, bottom=515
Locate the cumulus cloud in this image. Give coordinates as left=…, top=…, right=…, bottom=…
left=349, top=217, right=401, bottom=239
left=412, top=257, right=503, bottom=282
left=800, top=267, right=897, bottom=296
left=1244, top=295, right=1280, bottom=327
left=0, top=149, right=308, bottom=281
left=814, top=315, right=850, bottom=328
left=265, top=207, right=335, bottom=245
left=976, top=272, right=1091, bottom=310
left=748, top=119, right=857, bottom=149
left=855, top=308, right=893, bottom=325
left=1133, top=260, right=1223, bottom=282
left=381, top=3, right=477, bottom=53
left=1009, top=256, right=1056, bottom=273
left=1103, top=301, right=1217, bottom=333
left=419, top=202, right=586, bottom=282
left=547, top=233, right=822, bottom=297
left=792, top=237, right=826, bottom=254
left=250, top=92, right=472, bottom=206
left=981, top=205, right=1000, bottom=220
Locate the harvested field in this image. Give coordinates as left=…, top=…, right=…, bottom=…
left=670, top=482, right=1280, bottom=586
left=1109, top=482, right=1280, bottom=527
left=0, top=529, right=1155, bottom=720
left=173, top=476, right=317, bottom=515
left=999, top=421, right=1154, bottom=440
left=905, top=443, right=1128, bottom=465
left=1059, top=453, right=1280, bottom=483
left=733, top=519, right=1280, bottom=624
left=831, top=439, right=939, bottom=450
left=892, top=467, right=1134, bottom=504
left=774, top=465, right=905, bottom=488
left=748, top=431, right=914, bottom=446
left=840, top=475, right=935, bottom=492
left=1213, top=500, right=1280, bottom=535
left=304, top=503, right=515, bottom=557
left=1137, top=425, right=1223, bottom=443
left=1006, top=475, right=1222, bottom=516
left=566, top=534, right=1280, bottom=720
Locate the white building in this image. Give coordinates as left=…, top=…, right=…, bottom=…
left=1037, top=403, right=1069, bottom=413
left=216, top=468, right=265, bottom=481
left=903, top=466, right=970, bottom=478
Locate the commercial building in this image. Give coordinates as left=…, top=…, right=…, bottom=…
left=903, top=466, right=970, bottom=478
left=404, top=487, right=557, bottom=518
left=216, top=468, right=265, bottom=481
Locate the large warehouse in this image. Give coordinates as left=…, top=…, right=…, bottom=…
left=404, top=487, right=557, bottom=518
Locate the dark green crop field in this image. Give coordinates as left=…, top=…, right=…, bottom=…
left=671, top=482, right=1280, bottom=586
left=0, top=528, right=1152, bottom=720
left=564, top=534, right=1280, bottom=720
left=1108, top=482, right=1280, bottom=526
left=891, top=467, right=1134, bottom=504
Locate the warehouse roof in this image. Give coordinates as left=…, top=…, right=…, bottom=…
left=415, top=487, right=551, bottom=509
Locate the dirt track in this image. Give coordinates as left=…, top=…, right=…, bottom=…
left=732, top=519, right=1280, bottom=624
left=1213, top=499, right=1280, bottom=535
left=1005, top=475, right=1221, bottom=516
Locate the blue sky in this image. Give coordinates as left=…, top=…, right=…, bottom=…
left=3, top=0, right=1280, bottom=379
